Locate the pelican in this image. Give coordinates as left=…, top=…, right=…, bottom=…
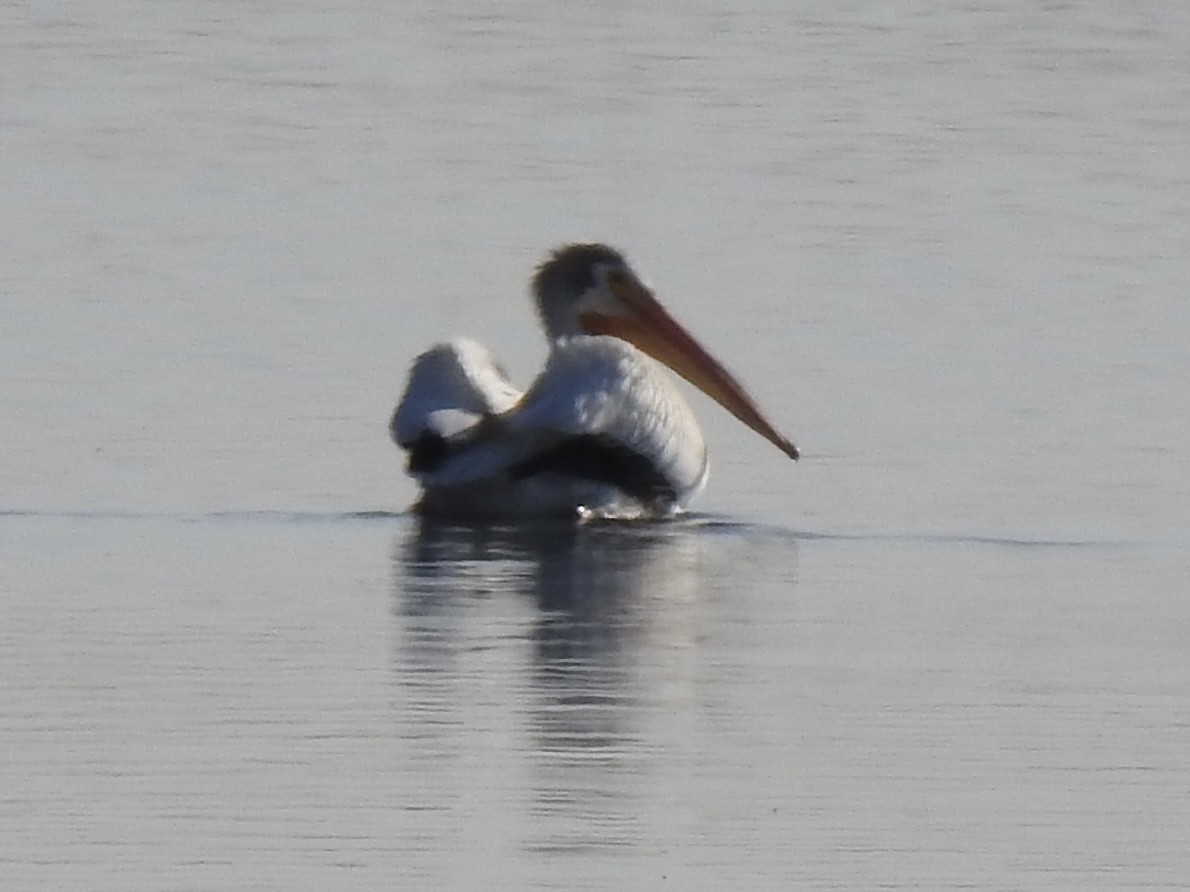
left=390, top=243, right=798, bottom=519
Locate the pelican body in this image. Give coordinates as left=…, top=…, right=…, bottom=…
left=391, top=244, right=797, bottom=519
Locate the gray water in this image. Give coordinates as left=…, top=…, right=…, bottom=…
left=4, top=1, right=1190, bottom=888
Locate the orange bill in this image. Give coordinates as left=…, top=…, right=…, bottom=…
left=581, top=274, right=799, bottom=460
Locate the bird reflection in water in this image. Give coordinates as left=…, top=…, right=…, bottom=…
left=392, top=515, right=706, bottom=855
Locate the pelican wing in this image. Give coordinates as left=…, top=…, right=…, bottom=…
left=391, top=338, right=522, bottom=446
left=402, top=337, right=708, bottom=503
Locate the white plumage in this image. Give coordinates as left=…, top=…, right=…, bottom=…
left=391, top=244, right=797, bottom=519
left=393, top=336, right=708, bottom=518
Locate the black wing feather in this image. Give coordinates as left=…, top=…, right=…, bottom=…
left=508, top=435, right=676, bottom=504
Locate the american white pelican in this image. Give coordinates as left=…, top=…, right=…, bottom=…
left=391, top=243, right=798, bottom=519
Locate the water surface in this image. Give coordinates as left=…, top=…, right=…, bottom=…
left=3, top=1, right=1189, bottom=888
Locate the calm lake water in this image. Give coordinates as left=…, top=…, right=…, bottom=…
left=4, top=1, right=1189, bottom=888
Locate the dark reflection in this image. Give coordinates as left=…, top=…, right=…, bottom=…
left=390, top=514, right=709, bottom=854
left=396, top=514, right=700, bottom=660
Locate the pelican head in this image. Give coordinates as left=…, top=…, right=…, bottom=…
left=532, top=243, right=799, bottom=461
